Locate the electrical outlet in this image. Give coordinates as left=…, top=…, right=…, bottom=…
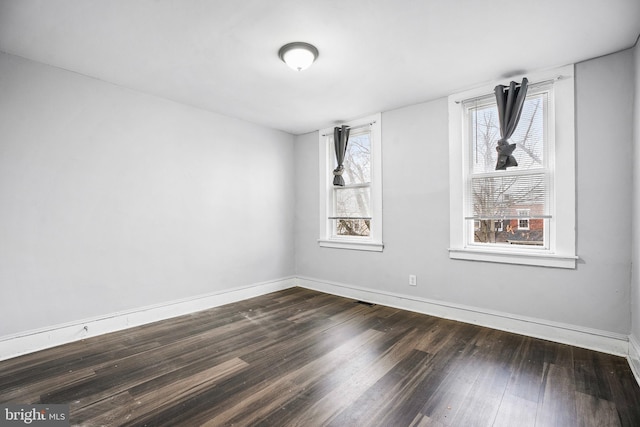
left=409, top=274, right=417, bottom=286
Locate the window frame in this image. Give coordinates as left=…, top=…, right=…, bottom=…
left=318, top=113, right=383, bottom=251
left=448, top=65, right=577, bottom=268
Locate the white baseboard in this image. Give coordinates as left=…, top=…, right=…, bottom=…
left=0, top=277, right=296, bottom=362
left=2, top=274, right=636, bottom=389
left=629, top=334, right=640, bottom=386
left=296, top=276, right=630, bottom=357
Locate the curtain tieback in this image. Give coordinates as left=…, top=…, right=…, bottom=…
left=333, top=166, right=344, bottom=176
left=495, top=139, right=518, bottom=170
left=495, top=139, right=516, bottom=155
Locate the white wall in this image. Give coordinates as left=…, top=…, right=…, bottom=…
left=2, top=44, right=636, bottom=358
left=631, top=40, right=640, bottom=355
left=0, top=53, right=295, bottom=338
left=295, top=49, right=635, bottom=336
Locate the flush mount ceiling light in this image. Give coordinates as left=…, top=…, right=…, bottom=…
left=278, top=42, right=319, bottom=71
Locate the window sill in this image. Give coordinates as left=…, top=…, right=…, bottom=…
left=318, top=239, right=384, bottom=252
left=448, top=247, right=577, bottom=269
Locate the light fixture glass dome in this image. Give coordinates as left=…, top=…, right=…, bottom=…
left=278, top=42, right=319, bottom=71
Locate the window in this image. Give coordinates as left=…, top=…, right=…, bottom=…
left=516, top=209, right=530, bottom=231
left=318, top=113, right=383, bottom=251
left=468, top=89, right=548, bottom=247
left=448, top=65, right=576, bottom=268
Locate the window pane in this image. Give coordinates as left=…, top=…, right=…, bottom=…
left=471, top=173, right=547, bottom=219
left=335, top=219, right=370, bottom=237
left=511, top=94, right=546, bottom=169
left=342, top=131, right=371, bottom=185
left=470, top=93, right=546, bottom=174
left=473, top=218, right=544, bottom=246
left=334, top=186, right=371, bottom=218
left=471, top=174, right=546, bottom=247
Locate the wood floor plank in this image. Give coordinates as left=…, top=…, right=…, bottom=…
left=79, top=357, right=250, bottom=426
left=324, top=348, right=432, bottom=427
left=271, top=328, right=424, bottom=427
left=574, top=391, right=620, bottom=427
left=72, top=391, right=136, bottom=427
left=448, top=330, right=522, bottom=427
left=0, top=365, right=96, bottom=404
left=599, top=352, right=640, bottom=426
left=493, top=338, right=545, bottom=427
left=536, top=363, right=579, bottom=427
left=202, top=328, right=386, bottom=426
left=1, top=288, right=639, bottom=426
left=493, top=395, right=538, bottom=427
left=573, top=346, right=614, bottom=402
left=414, top=325, right=488, bottom=423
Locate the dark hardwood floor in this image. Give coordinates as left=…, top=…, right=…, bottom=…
left=1, top=287, right=639, bottom=426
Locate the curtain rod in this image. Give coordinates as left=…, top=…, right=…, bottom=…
left=321, top=121, right=376, bottom=137
left=455, top=76, right=563, bottom=105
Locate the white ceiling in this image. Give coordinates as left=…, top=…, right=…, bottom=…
left=1, top=0, right=639, bottom=135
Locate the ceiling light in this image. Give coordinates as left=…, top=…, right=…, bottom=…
left=278, top=42, right=319, bottom=71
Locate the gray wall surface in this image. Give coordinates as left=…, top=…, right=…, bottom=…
left=0, top=53, right=295, bottom=337
left=1, top=46, right=637, bottom=344
left=295, top=49, right=635, bottom=335
left=632, top=41, right=640, bottom=343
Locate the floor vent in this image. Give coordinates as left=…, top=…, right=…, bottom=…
left=355, top=300, right=375, bottom=307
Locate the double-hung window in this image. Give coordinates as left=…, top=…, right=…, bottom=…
left=467, top=87, right=549, bottom=246
left=448, top=65, right=576, bottom=268
left=318, top=113, right=383, bottom=251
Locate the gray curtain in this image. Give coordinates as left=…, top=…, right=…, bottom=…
left=333, top=125, right=350, bottom=186
left=494, top=77, right=529, bottom=170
